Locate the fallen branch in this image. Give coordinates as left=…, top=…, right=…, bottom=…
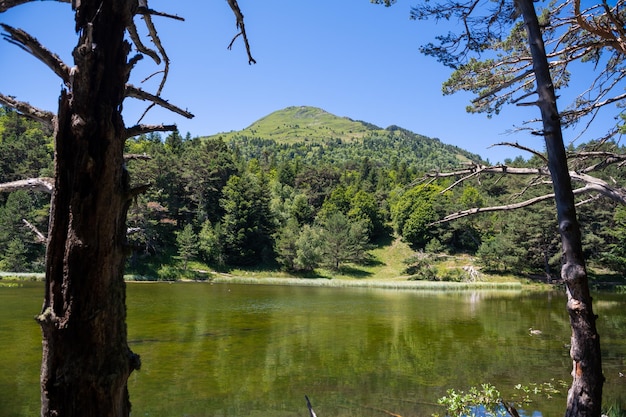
left=305, top=395, right=317, bottom=417
left=22, top=219, right=46, bottom=243
left=0, top=178, right=54, bottom=194
left=0, top=93, right=55, bottom=128
left=123, top=154, right=151, bottom=162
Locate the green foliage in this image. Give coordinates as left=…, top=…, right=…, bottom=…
left=0, top=238, right=29, bottom=272
left=404, top=253, right=437, bottom=280
left=275, top=220, right=324, bottom=272
left=274, top=218, right=301, bottom=271
left=0, top=108, right=54, bottom=183
left=602, top=399, right=626, bottom=417
left=156, top=264, right=200, bottom=281
left=220, top=172, right=276, bottom=266
left=435, top=384, right=505, bottom=417
left=198, top=220, right=224, bottom=267
left=3, top=106, right=626, bottom=279
left=476, top=234, right=524, bottom=273
left=294, top=225, right=324, bottom=271
left=391, top=184, right=448, bottom=249
left=435, top=380, right=568, bottom=417
left=602, top=206, right=626, bottom=274
left=176, top=224, right=198, bottom=270
left=318, top=211, right=371, bottom=270
left=0, top=190, right=46, bottom=272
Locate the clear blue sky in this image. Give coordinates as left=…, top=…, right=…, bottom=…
left=0, top=1, right=619, bottom=163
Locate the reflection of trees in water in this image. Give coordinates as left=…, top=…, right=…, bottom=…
left=119, top=286, right=621, bottom=417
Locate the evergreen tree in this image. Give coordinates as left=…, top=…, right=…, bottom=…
left=318, top=211, right=370, bottom=270
left=274, top=218, right=301, bottom=271
left=220, top=172, right=276, bottom=265
left=176, top=224, right=198, bottom=271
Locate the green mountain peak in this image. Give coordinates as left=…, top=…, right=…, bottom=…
left=204, top=106, right=483, bottom=170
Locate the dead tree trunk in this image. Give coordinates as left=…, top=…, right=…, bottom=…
left=36, top=2, right=140, bottom=416
left=516, top=0, right=604, bottom=415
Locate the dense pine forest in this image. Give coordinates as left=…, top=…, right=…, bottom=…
left=2, top=105, right=625, bottom=282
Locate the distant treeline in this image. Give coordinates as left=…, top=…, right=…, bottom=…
left=2, top=106, right=626, bottom=280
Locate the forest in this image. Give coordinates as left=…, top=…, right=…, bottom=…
left=2, top=104, right=626, bottom=282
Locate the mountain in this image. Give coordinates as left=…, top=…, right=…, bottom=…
left=204, top=106, right=484, bottom=171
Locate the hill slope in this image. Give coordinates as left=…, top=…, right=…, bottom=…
left=205, top=106, right=484, bottom=171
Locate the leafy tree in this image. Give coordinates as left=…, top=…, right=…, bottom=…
left=602, top=206, right=626, bottom=274
left=391, top=183, right=448, bottom=249
left=180, top=137, right=238, bottom=225
left=289, top=192, right=315, bottom=225
left=176, top=224, right=198, bottom=271
left=318, top=211, right=370, bottom=270
left=477, top=233, right=525, bottom=273
left=198, top=220, right=224, bottom=267
left=221, top=172, right=276, bottom=265
left=294, top=224, right=324, bottom=271
left=0, top=238, right=29, bottom=272
left=274, top=218, right=301, bottom=271
left=0, top=190, right=45, bottom=271
left=348, top=189, right=386, bottom=239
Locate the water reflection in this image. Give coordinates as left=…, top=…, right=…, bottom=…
left=1, top=282, right=624, bottom=417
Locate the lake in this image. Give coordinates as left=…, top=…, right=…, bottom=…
left=1, top=281, right=624, bottom=417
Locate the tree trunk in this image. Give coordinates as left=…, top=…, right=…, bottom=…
left=516, top=0, right=604, bottom=415
left=37, top=1, right=140, bottom=416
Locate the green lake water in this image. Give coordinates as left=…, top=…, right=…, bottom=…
left=1, top=281, right=624, bottom=417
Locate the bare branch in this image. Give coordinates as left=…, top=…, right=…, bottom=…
left=0, top=92, right=55, bottom=128
left=22, top=219, right=46, bottom=243
left=570, top=171, right=626, bottom=204
left=0, top=0, right=69, bottom=13
left=430, top=183, right=616, bottom=225
left=426, top=163, right=551, bottom=179
left=125, top=123, right=177, bottom=139
left=226, top=0, right=256, bottom=64
left=124, top=154, right=151, bottom=162
left=575, top=151, right=626, bottom=173
left=0, top=178, right=54, bottom=194
left=1, top=24, right=71, bottom=85
left=127, top=20, right=161, bottom=65
left=127, top=184, right=151, bottom=201
left=125, top=84, right=194, bottom=119
left=431, top=191, right=560, bottom=225
left=574, top=0, right=626, bottom=54
left=428, top=159, right=626, bottom=225
left=137, top=6, right=184, bottom=22
left=491, top=141, right=548, bottom=163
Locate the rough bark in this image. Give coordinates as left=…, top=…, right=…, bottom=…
left=516, top=0, right=604, bottom=415
left=36, top=1, right=140, bottom=416
left=1, top=1, right=254, bottom=416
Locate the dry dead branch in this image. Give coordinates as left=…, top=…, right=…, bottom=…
left=125, top=85, right=194, bottom=119
left=226, top=0, right=256, bottom=64
left=0, top=93, right=55, bottom=128
left=0, top=178, right=54, bottom=194
left=22, top=219, right=46, bottom=243
left=125, top=123, right=178, bottom=139
left=1, top=24, right=71, bottom=85
left=0, top=0, right=69, bottom=13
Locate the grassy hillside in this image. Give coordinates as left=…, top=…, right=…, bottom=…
left=205, top=105, right=484, bottom=171
left=212, top=106, right=376, bottom=144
